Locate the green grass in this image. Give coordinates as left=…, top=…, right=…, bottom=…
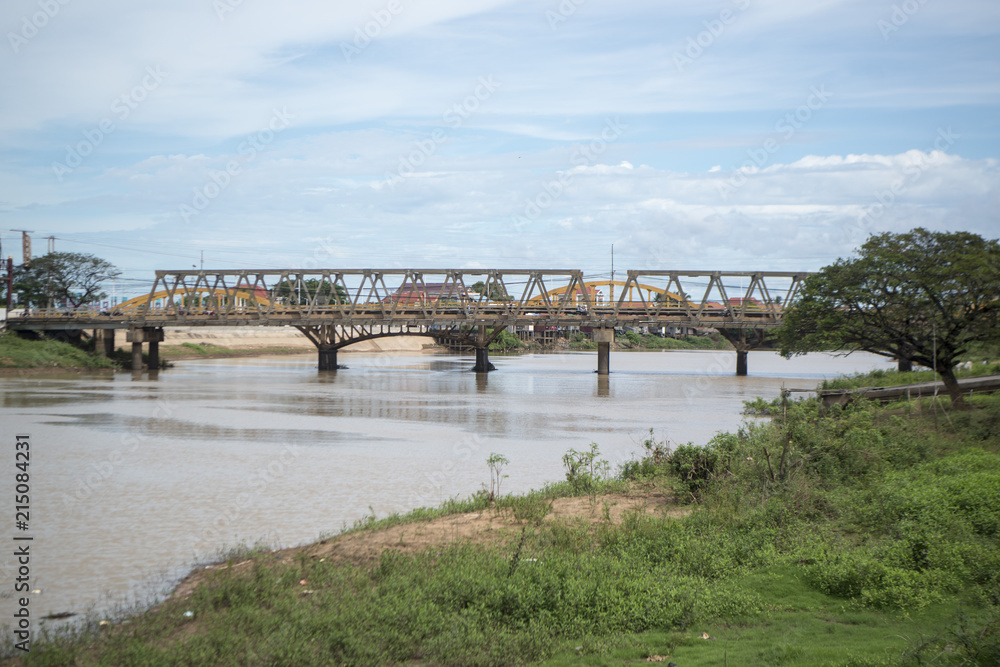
left=8, top=373, right=1000, bottom=666
left=566, top=332, right=727, bottom=351
left=175, top=342, right=237, bottom=355
left=617, top=332, right=729, bottom=351
left=822, top=362, right=1000, bottom=391
left=0, top=332, right=113, bottom=369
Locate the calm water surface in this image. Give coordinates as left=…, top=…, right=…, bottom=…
left=0, top=348, right=895, bottom=620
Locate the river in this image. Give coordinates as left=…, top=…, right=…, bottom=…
left=0, top=348, right=895, bottom=622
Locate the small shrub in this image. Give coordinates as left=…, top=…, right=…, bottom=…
left=562, top=443, right=610, bottom=498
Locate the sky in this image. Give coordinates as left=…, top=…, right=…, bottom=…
left=1, top=0, right=998, bottom=298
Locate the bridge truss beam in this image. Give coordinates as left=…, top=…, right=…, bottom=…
left=10, top=268, right=812, bottom=374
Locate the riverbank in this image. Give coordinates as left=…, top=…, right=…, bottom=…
left=0, top=327, right=726, bottom=374
left=10, top=370, right=998, bottom=665
left=0, top=332, right=113, bottom=371
left=0, top=329, right=442, bottom=371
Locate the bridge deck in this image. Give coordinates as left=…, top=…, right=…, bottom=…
left=8, top=307, right=787, bottom=331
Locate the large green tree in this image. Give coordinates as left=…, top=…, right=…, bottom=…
left=777, top=228, right=1000, bottom=408
left=13, top=252, right=120, bottom=308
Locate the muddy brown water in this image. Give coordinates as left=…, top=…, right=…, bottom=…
left=0, top=349, right=895, bottom=621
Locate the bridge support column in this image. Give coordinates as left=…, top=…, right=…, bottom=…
left=717, top=328, right=765, bottom=377
left=736, top=350, right=748, bottom=377
left=126, top=327, right=163, bottom=370
left=472, top=324, right=497, bottom=372
left=94, top=329, right=115, bottom=358
left=473, top=347, right=495, bottom=373
left=147, top=337, right=160, bottom=370
left=595, top=328, right=614, bottom=375
left=131, top=341, right=143, bottom=371
left=318, top=348, right=338, bottom=371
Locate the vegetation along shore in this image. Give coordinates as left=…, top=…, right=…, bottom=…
left=4, top=365, right=998, bottom=666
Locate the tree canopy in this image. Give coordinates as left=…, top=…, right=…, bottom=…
left=13, top=252, right=120, bottom=308
left=471, top=280, right=511, bottom=302
left=273, top=278, right=348, bottom=304
left=777, top=228, right=1000, bottom=407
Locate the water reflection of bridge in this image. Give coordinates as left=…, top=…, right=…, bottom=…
left=8, top=269, right=810, bottom=375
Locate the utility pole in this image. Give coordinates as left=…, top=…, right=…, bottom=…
left=4, top=256, right=11, bottom=311
left=610, top=243, right=615, bottom=304
left=0, top=236, right=11, bottom=311
left=10, top=230, right=32, bottom=267
left=46, top=236, right=55, bottom=254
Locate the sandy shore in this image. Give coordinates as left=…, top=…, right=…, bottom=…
left=160, top=326, right=440, bottom=355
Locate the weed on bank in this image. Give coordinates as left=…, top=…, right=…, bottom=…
left=6, top=373, right=1000, bottom=666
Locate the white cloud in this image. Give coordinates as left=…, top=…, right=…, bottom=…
left=0, top=0, right=997, bottom=285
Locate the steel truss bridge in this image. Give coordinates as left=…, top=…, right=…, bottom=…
left=8, top=269, right=811, bottom=375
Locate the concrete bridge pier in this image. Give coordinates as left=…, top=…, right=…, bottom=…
left=595, top=328, right=614, bottom=375
left=473, top=347, right=495, bottom=373
left=318, top=348, right=338, bottom=371
left=471, top=324, right=500, bottom=372
left=126, top=327, right=163, bottom=370
left=718, top=328, right=766, bottom=377
left=736, top=349, right=748, bottom=376
left=93, top=329, right=115, bottom=358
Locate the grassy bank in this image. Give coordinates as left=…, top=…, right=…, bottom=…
left=568, top=331, right=729, bottom=351
left=821, top=362, right=1000, bottom=392
left=0, top=332, right=113, bottom=370
left=7, top=376, right=1000, bottom=665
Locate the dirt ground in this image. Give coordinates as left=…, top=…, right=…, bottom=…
left=168, top=491, right=690, bottom=602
